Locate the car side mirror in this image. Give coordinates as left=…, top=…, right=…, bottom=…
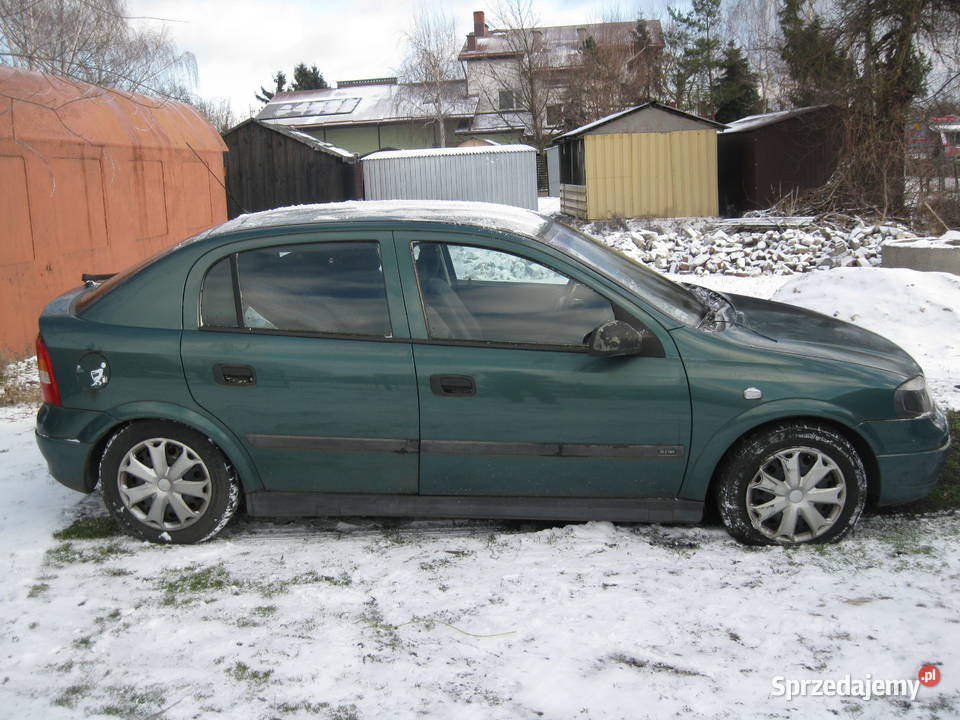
left=585, top=320, right=646, bottom=357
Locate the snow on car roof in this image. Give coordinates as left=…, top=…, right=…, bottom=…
left=192, top=200, right=551, bottom=241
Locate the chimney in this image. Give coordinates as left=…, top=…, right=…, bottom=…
left=466, top=32, right=476, bottom=51
left=473, top=10, right=485, bottom=37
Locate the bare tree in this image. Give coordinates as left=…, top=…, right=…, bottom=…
left=0, top=0, right=196, bottom=99
left=470, top=0, right=556, bottom=153
left=190, top=96, right=236, bottom=134
left=397, top=8, right=463, bottom=147
left=725, top=0, right=788, bottom=112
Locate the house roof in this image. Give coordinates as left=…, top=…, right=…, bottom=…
left=227, top=119, right=357, bottom=161
left=554, top=101, right=726, bottom=141
left=459, top=20, right=663, bottom=66
left=256, top=79, right=477, bottom=129
left=722, top=105, right=836, bottom=134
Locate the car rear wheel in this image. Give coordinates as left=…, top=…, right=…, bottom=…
left=715, top=423, right=867, bottom=545
left=100, top=421, right=239, bottom=544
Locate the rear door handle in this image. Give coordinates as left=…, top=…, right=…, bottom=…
left=214, top=364, right=256, bottom=386
left=430, top=374, right=476, bottom=397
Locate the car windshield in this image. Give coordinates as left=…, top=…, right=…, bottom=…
left=542, top=221, right=705, bottom=326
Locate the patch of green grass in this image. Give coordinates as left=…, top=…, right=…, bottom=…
left=28, top=582, right=49, bottom=598
left=54, top=516, right=119, bottom=540
left=53, top=684, right=92, bottom=709
left=275, top=701, right=331, bottom=714
left=159, top=563, right=236, bottom=604
left=226, top=661, right=273, bottom=686
left=328, top=704, right=361, bottom=720
left=258, top=569, right=352, bottom=597
left=93, top=686, right=166, bottom=719
left=72, top=635, right=94, bottom=650
left=44, top=541, right=125, bottom=567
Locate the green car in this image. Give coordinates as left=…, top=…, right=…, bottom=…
left=35, top=201, right=950, bottom=545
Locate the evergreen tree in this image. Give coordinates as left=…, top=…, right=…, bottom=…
left=255, top=71, right=286, bottom=104
left=291, top=63, right=328, bottom=91
left=667, top=0, right=724, bottom=116
left=711, top=42, right=761, bottom=123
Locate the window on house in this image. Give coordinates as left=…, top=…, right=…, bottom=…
left=547, top=104, right=564, bottom=127
left=498, top=90, right=516, bottom=110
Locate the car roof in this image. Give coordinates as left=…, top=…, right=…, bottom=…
left=189, top=200, right=551, bottom=244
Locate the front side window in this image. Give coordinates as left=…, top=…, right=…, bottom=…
left=498, top=89, right=516, bottom=110
left=412, top=241, right=615, bottom=346
left=200, top=241, right=391, bottom=337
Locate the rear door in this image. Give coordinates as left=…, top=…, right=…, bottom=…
left=396, top=231, right=691, bottom=499
left=180, top=231, right=419, bottom=494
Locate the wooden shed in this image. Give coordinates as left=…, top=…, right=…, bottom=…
left=717, top=105, right=842, bottom=216
left=223, top=120, right=360, bottom=219
left=0, top=67, right=227, bottom=356
left=555, top=102, right=725, bottom=220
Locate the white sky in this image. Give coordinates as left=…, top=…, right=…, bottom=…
left=127, top=0, right=665, bottom=120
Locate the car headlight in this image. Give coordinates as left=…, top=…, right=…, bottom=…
left=894, top=375, right=934, bottom=418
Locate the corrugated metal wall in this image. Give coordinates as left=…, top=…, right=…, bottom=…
left=362, top=147, right=538, bottom=210
left=584, top=130, right=718, bottom=218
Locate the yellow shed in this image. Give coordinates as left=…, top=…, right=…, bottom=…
left=556, top=102, right=725, bottom=220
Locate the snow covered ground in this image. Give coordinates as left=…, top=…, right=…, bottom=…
left=2, top=207, right=958, bottom=718
left=1, top=406, right=958, bottom=720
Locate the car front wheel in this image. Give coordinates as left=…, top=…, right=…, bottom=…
left=715, top=423, right=867, bottom=545
left=100, top=421, right=240, bottom=544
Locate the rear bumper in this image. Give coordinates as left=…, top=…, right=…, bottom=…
left=35, top=404, right=114, bottom=493
left=874, top=436, right=951, bottom=507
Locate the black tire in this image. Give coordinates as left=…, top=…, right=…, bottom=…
left=100, top=421, right=240, bottom=544
left=715, top=422, right=867, bottom=546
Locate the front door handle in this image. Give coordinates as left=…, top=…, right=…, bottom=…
left=214, top=364, right=256, bottom=386
left=430, top=374, right=476, bottom=397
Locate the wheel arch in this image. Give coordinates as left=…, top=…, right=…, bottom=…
left=682, top=407, right=881, bottom=520
left=84, top=402, right=264, bottom=494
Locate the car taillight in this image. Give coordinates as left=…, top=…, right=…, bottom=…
left=36, top=334, right=61, bottom=406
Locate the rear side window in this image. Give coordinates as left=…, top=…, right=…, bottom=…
left=200, top=242, right=391, bottom=337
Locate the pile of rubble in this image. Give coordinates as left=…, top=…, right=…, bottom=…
left=582, top=216, right=920, bottom=276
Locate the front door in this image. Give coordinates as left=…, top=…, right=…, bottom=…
left=397, top=233, right=691, bottom=499
left=181, top=232, right=419, bottom=494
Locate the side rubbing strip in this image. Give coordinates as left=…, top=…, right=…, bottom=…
left=246, top=435, right=684, bottom=459
left=247, top=435, right=419, bottom=454
left=420, top=440, right=684, bottom=459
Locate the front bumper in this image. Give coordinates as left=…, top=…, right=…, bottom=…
left=35, top=404, right=114, bottom=493
left=874, top=436, right=951, bottom=506
left=859, top=408, right=951, bottom=506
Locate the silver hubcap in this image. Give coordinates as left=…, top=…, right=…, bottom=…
left=117, top=438, right=212, bottom=531
left=746, top=446, right=846, bottom=543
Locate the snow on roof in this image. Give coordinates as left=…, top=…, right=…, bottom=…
left=459, top=111, right=531, bottom=134
left=364, top=144, right=535, bottom=161
left=192, top=200, right=550, bottom=241
left=229, top=119, right=357, bottom=161
left=722, top=105, right=834, bottom=134
left=256, top=80, right=477, bottom=128
left=554, top=101, right=724, bottom=141
left=459, top=20, right=663, bottom=66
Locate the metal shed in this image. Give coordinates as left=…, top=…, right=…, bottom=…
left=717, top=105, right=842, bottom=216
left=0, top=67, right=227, bottom=356
left=554, top=102, right=725, bottom=220
left=362, top=144, right=538, bottom=210
left=223, top=119, right=360, bottom=219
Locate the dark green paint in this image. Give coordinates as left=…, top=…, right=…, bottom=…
left=36, top=210, right=949, bottom=514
